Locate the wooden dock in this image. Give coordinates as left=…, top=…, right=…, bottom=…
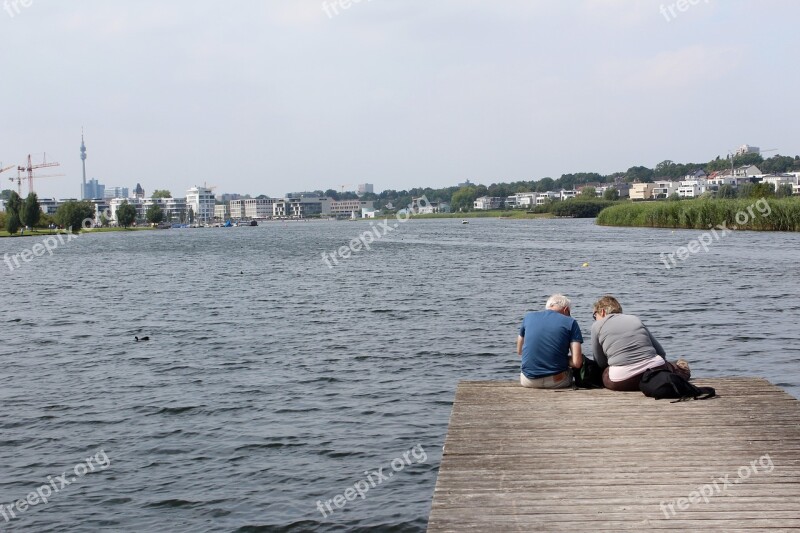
left=428, top=378, right=800, bottom=532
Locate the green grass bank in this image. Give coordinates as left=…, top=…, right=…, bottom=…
left=596, top=198, right=800, bottom=231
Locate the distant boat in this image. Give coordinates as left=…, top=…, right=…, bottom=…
left=461, top=220, right=469, bottom=224
left=249, top=220, right=258, bottom=226
left=224, top=220, right=233, bottom=227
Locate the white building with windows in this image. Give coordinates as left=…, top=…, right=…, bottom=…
left=536, top=192, right=560, bottom=205
left=473, top=196, right=504, bottom=210
left=186, top=186, right=216, bottom=223
left=652, top=180, right=679, bottom=199
left=559, top=189, right=577, bottom=201
left=678, top=177, right=708, bottom=198
left=630, top=183, right=654, bottom=201
left=244, top=198, right=276, bottom=219
left=507, top=193, right=537, bottom=208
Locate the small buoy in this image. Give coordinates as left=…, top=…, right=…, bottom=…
left=582, top=262, right=590, bottom=268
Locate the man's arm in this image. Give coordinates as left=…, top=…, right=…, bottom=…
left=516, top=335, right=524, bottom=356
left=569, top=341, right=582, bottom=369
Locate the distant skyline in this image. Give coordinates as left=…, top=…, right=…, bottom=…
left=1, top=0, right=799, bottom=199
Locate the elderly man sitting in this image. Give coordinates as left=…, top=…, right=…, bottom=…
left=516, top=294, right=583, bottom=389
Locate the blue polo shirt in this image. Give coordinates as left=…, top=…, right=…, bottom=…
left=520, top=310, right=583, bottom=379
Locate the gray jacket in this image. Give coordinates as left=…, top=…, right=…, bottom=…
left=591, top=313, right=666, bottom=368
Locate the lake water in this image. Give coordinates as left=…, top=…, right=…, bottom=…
left=1, top=218, right=799, bottom=532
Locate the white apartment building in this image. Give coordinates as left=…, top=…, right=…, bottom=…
left=536, top=192, right=560, bottom=205
left=330, top=199, right=373, bottom=217
left=186, top=186, right=216, bottom=223
left=678, top=178, right=707, bottom=198
left=244, top=198, right=276, bottom=219
left=560, top=190, right=577, bottom=201
left=760, top=174, right=796, bottom=192
left=473, top=196, right=504, bottom=210
left=215, top=204, right=229, bottom=220
left=507, top=193, right=536, bottom=209
left=229, top=200, right=245, bottom=219
left=652, top=181, right=679, bottom=199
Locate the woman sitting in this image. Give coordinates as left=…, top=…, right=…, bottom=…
left=591, top=295, right=688, bottom=391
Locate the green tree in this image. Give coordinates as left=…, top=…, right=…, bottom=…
left=188, top=206, right=195, bottom=224
left=22, top=193, right=41, bottom=229
left=451, top=186, right=477, bottom=212
left=716, top=184, right=737, bottom=199
left=146, top=204, right=164, bottom=224
left=151, top=190, right=172, bottom=198
left=626, top=166, right=654, bottom=182
left=0, top=189, right=13, bottom=201
left=116, top=201, right=137, bottom=228
left=580, top=187, right=597, bottom=198
left=668, top=193, right=681, bottom=202
left=55, top=200, right=95, bottom=232
left=535, top=177, right=555, bottom=192
left=603, top=187, right=620, bottom=201
left=5, top=191, right=22, bottom=235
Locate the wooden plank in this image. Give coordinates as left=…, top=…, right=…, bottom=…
left=427, top=378, right=800, bottom=532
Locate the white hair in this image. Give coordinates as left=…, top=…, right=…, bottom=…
left=546, top=294, right=571, bottom=311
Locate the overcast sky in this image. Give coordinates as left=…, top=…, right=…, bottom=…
left=1, top=0, right=798, bottom=199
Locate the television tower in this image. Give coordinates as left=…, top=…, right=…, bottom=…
left=80, top=128, right=87, bottom=199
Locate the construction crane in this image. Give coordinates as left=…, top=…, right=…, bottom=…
left=18, top=153, right=60, bottom=195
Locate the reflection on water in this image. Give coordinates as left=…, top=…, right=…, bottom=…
left=1, top=218, right=798, bottom=531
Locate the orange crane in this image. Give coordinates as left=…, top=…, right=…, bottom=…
left=18, top=153, right=60, bottom=195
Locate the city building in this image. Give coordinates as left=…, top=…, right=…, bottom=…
left=734, top=165, right=762, bottom=177
left=357, top=183, right=374, bottom=195
left=536, top=192, right=560, bottom=206
left=244, top=198, right=276, bottom=219
left=214, top=204, right=229, bottom=221
left=473, top=196, right=504, bottom=210
left=559, top=190, right=577, bottom=201
left=328, top=199, right=372, bottom=217
left=458, top=179, right=474, bottom=188
left=103, top=186, right=129, bottom=199
left=507, top=193, right=537, bottom=209
left=630, top=183, right=654, bottom=201
left=735, top=144, right=760, bottom=156
left=186, top=186, right=216, bottom=223
left=80, top=131, right=87, bottom=200
left=229, top=199, right=246, bottom=219
left=38, top=198, right=60, bottom=215
left=134, top=183, right=146, bottom=199
left=652, top=180, right=679, bottom=199
left=83, top=178, right=105, bottom=200
left=678, top=177, right=708, bottom=198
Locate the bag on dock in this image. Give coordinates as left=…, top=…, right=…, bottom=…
left=639, top=368, right=715, bottom=402
left=574, top=357, right=604, bottom=389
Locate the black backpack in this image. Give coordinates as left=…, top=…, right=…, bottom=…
left=639, top=368, right=715, bottom=402
left=574, top=357, right=604, bottom=389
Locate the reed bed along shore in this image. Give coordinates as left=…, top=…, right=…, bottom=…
left=596, top=197, right=800, bottom=231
